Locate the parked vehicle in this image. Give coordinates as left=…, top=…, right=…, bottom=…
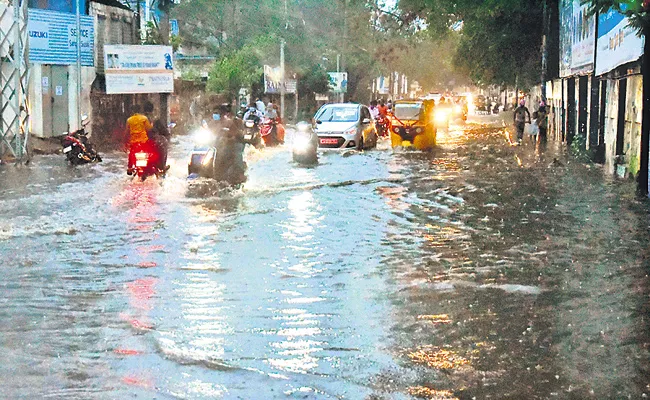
left=61, top=115, right=102, bottom=165
left=188, top=123, right=247, bottom=186
left=260, top=118, right=285, bottom=147
left=313, top=103, right=378, bottom=150
left=390, top=100, right=436, bottom=151
left=292, top=122, right=319, bottom=165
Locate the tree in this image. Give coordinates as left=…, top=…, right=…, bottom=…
left=398, top=0, right=552, bottom=89
left=583, top=0, right=650, bottom=195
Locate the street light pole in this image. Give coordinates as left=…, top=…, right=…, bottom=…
left=280, top=39, right=285, bottom=121
left=75, top=0, right=82, bottom=129
left=336, top=54, right=341, bottom=102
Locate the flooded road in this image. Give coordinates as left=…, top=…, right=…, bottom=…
left=1, top=120, right=649, bottom=399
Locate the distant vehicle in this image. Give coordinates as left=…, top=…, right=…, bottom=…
left=474, top=95, right=489, bottom=114
left=313, top=103, right=378, bottom=150
left=389, top=100, right=436, bottom=151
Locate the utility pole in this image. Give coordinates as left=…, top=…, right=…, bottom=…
left=540, top=0, right=548, bottom=101
left=336, top=53, right=340, bottom=102
left=280, top=39, right=285, bottom=121
left=159, top=0, right=170, bottom=123
left=341, top=0, right=347, bottom=103
left=75, top=0, right=82, bottom=129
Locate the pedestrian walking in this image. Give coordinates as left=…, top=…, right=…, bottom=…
left=513, top=99, right=531, bottom=143
left=537, top=101, right=549, bottom=144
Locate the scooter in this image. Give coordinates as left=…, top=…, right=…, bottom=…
left=375, top=115, right=390, bottom=138
left=61, top=115, right=102, bottom=165
left=292, top=122, right=318, bottom=165
left=188, top=122, right=247, bottom=186
left=260, top=117, right=285, bottom=147
left=243, top=117, right=263, bottom=148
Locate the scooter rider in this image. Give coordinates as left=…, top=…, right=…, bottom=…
left=243, top=103, right=264, bottom=122
left=214, top=103, right=246, bottom=184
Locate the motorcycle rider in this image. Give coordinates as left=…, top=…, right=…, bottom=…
left=149, top=118, right=171, bottom=173
left=243, top=102, right=264, bottom=122
left=125, top=101, right=154, bottom=175
left=213, top=103, right=246, bottom=184
left=377, top=99, right=388, bottom=117
left=369, top=100, right=380, bottom=119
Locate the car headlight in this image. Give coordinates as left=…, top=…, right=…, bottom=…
left=344, top=127, right=357, bottom=136
left=193, top=128, right=213, bottom=145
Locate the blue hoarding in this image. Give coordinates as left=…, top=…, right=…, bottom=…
left=28, top=8, right=94, bottom=66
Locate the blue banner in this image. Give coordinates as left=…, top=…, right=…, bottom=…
left=28, top=8, right=94, bottom=66
left=596, top=7, right=644, bottom=75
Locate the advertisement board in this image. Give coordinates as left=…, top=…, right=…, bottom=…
left=595, top=6, right=644, bottom=76
left=263, top=65, right=296, bottom=94
left=328, top=72, right=348, bottom=93
left=28, top=8, right=94, bottom=66
left=376, top=76, right=389, bottom=95
left=559, top=0, right=595, bottom=77
left=104, top=45, right=174, bottom=94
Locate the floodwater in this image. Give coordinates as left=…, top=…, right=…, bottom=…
left=0, top=120, right=648, bottom=399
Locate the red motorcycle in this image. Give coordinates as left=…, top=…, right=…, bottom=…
left=260, top=117, right=285, bottom=147
left=128, top=142, right=163, bottom=182
left=61, top=115, right=101, bottom=165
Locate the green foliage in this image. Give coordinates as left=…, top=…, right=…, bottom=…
left=206, top=36, right=280, bottom=98
left=582, top=0, right=650, bottom=32
left=399, top=0, right=549, bottom=88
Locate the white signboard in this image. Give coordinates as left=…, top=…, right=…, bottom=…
left=559, top=0, right=595, bottom=77
left=328, top=72, right=348, bottom=93
left=104, top=45, right=174, bottom=94
left=28, top=8, right=94, bottom=66
left=596, top=7, right=644, bottom=76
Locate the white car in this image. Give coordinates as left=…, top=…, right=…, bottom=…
left=313, top=103, right=378, bottom=150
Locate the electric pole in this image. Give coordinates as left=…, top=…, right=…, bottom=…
left=280, top=39, right=285, bottom=121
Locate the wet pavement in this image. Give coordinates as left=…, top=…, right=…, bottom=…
left=1, top=118, right=649, bottom=399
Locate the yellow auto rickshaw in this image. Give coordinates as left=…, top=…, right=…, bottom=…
left=389, top=100, right=436, bottom=150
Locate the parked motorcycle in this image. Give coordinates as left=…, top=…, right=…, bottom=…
left=187, top=122, right=247, bottom=186
left=260, top=117, right=285, bottom=147
left=61, top=115, right=102, bottom=165
left=292, top=122, right=318, bottom=165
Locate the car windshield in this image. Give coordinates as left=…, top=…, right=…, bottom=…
left=316, top=107, right=358, bottom=122
left=393, top=104, right=422, bottom=120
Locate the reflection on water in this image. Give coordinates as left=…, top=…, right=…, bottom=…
left=0, top=124, right=648, bottom=398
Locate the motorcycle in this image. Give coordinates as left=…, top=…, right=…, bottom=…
left=128, top=122, right=175, bottom=182
left=243, top=117, right=263, bottom=148
left=61, top=115, right=102, bottom=165
left=292, top=122, right=318, bottom=165
left=260, top=117, right=285, bottom=147
left=434, top=107, right=452, bottom=130
left=187, top=122, right=247, bottom=186
left=375, top=115, right=390, bottom=138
